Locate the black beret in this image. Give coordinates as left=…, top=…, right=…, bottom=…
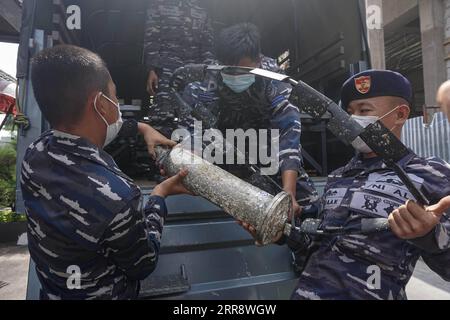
left=341, top=69, right=412, bottom=109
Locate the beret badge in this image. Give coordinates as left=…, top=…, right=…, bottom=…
left=354, top=76, right=371, bottom=94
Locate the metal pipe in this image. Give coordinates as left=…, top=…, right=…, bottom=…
left=155, top=146, right=291, bottom=245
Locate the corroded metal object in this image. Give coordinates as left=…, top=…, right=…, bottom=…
left=155, top=146, right=291, bottom=245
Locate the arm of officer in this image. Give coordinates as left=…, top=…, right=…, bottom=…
left=138, top=122, right=176, bottom=158
left=388, top=158, right=450, bottom=253
left=421, top=237, right=450, bottom=281
left=418, top=197, right=450, bottom=281
left=387, top=158, right=450, bottom=279
left=389, top=198, right=450, bottom=249
left=179, top=82, right=217, bottom=131
left=268, top=81, right=302, bottom=215
left=117, top=120, right=177, bottom=158
left=181, top=84, right=198, bottom=129
left=100, top=170, right=189, bottom=281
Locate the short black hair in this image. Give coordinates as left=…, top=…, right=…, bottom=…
left=31, top=45, right=110, bottom=127
left=216, top=23, right=261, bottom=65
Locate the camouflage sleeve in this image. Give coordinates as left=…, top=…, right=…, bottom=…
left=142, top=196, right=168, bottom=252
left=418, top=210, right=450, bottom=282
left=407, top=158, right=450, bottom=252
left=405, top=158, right=450, bottom=279
left=179, top=83, right=198, bottom=130
left=100, top=195, right=167, bottom=281
left=421, top=249, right=450, bottom=281
left=143, top=1, right=161, bottom=72
left=200, top=17, right=215, bottom=64
left=411, top=215, right=450, bottom=255
left=267, top=81, right=302, bottom=173
left=179, top=81, right=218, bottom=128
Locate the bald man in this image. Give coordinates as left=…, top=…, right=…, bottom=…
left=437, top=80, right=450, bottom=122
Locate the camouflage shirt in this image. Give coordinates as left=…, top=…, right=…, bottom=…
left=143, top=0, right=215, bottom=135
left=143, top=0, right=215, bottom=72
left=21, top=130, right=167, bottom=300
left=292, top=153, right=450, bottom=300
left=179, top=57, right=319, bottom=205
left=182, top=56, right=304, bottom=174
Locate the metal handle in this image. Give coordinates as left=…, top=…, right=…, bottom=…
left=285, top=218, right=391, bottom=237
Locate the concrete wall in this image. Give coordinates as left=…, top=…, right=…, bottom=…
left=419, top=0, right=447, bottom=106
left=366, top=0, right=385, bottom=69
left=369, top=0, right=449, bottom=107
left=0, top=0, right=22, bottom=42
left=383, top=0, right=418, bottom=30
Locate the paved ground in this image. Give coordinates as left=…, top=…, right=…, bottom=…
left=0, top=242, right=449, bottom=300
left=406, top=259, right=450, bottom=300
left=0, top=243, right=29, bottom=300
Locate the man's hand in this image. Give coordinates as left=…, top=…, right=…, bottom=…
left=152, top=169, right=192, bottom=198
left=138, top=122, right=176, bottom=159
left=147, top=70, right=159, bottom=96
left=388, top=197, right=450, bottom=240
left=236, top=220, right=263, bottom=246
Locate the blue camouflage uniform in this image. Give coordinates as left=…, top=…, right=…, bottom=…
left=21, top=130, right=167, bottom=300
left=144, top=0, right=215, bottom=136
left=290, top=70, right=450, bottom=300
left=180, top=56, right=319, bottom=206
left=292, top=153, right=450, bottom=300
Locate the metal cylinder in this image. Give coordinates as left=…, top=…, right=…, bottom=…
left=156, top=146, right=291, bottom=245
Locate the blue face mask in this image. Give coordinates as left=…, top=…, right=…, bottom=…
left=221, top=72, right=256, bottom=93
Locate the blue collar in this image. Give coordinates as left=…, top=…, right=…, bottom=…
left=48, top=130, right=134, bottom=183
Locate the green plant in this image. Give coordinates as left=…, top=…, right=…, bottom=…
left=0, top=144, right=17, bottom=208
left=0, top=208, right=26, bottom=223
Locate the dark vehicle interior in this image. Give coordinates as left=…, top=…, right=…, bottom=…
left=20, top=0, right=367, bottom=299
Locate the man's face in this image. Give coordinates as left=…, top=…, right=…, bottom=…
left=347, top=96, right=410, bottom=134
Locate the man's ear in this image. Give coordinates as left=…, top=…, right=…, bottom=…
left=395, top=104, right=410, bottom=125
left=91, top=91, right=107, bottom=117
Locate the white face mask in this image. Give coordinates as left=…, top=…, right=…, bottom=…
left=94, top=92, right=123, bottom=147
left=350, top=106, right=401, bottom=154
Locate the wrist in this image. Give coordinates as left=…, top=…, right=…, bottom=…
left=151, top=185, right=167, bottom=198
left=409, top=225, right=443, bottom=254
